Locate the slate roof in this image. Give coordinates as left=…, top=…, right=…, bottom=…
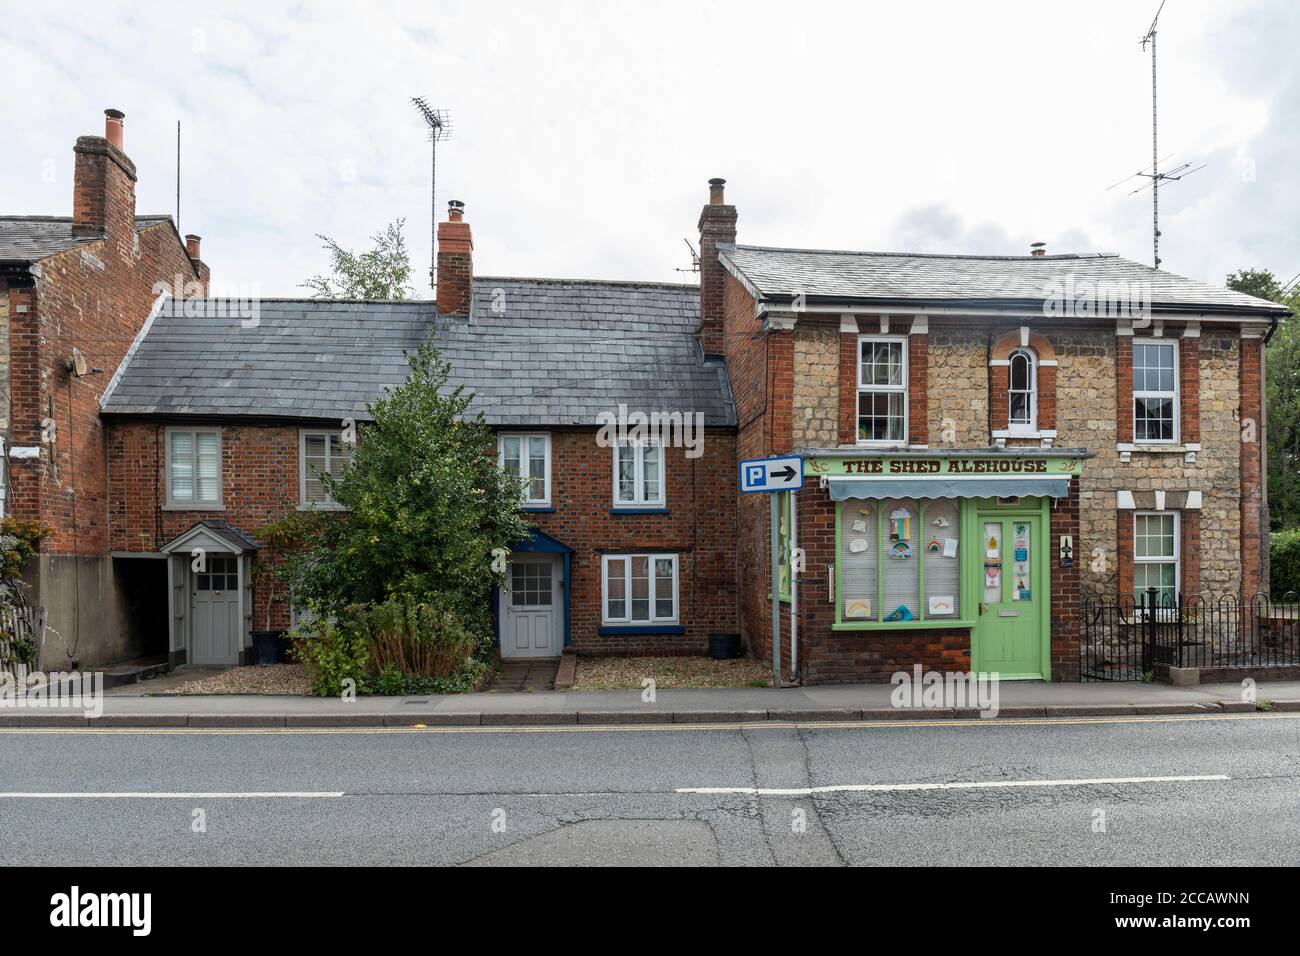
left=0, top=215, right=174, bottom=263
left=721, top=245, right=1289, bottom=317
left=100, top=277, right=735, bottom=427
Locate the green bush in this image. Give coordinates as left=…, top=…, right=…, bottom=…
left=1270, top=528, right=1300, bottom=599
left=292, top=617, right=372, bottom=697
left=294, top=596, right=486, bottom=697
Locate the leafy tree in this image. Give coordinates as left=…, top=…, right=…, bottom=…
left=301, top=218, right=414, bottom=300
left=1227, top=269, right=1300, bottom=529
left=285, top=340, right=531, bottom=640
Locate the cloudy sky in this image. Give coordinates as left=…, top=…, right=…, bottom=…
left=5, top=0, right=1296, bottom=297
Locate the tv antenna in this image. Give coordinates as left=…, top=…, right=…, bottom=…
left=411, top=97, right=452, bottom=291
left=674, top=238, right=700, bottom=276
left=1119, top=1, right=1204, bottom=269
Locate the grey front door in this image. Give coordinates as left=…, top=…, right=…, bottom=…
left=501, top=556, right=560, bottom=658
left=191, top=554, right=241, bottom=665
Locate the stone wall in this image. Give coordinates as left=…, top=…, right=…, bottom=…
left=791, top=320, right=838, bottom=448
left=786, top=319, right=1248, bottom=604
left=925, top=324, right=989, bottom=447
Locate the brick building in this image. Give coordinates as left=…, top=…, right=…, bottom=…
left=0, top=110, right=208, bottom=667
left=698, top=180, right=1287, bottom=683
left=100, top=207, right=737, bottom=667
left=4, top=112, right=1285, bottom=683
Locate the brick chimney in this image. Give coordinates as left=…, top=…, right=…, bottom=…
left=185, top=234, right=211, bottom=295
left=436, top=200, right=473, bottom=316
left=698, top=178, right=737, bottom=357
left=72, top=109, right=137, bottom=246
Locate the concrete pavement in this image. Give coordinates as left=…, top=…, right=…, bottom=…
left=3, top=677, right=1299, bottom=727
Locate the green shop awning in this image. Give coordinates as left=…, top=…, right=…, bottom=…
left=826, top=475, right=1072, bottom=501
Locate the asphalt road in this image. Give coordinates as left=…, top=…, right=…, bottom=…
left=0, top=713, right=1297, bottom=866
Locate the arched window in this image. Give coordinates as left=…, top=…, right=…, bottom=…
left=1008, top=349, right=1037, bottom=432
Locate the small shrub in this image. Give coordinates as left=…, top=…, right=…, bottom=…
left=292, top=617, right=371, bottom=697
left=294, top=596, right=484, bottom=696
left=1269, top=528, right=1300, bottom=599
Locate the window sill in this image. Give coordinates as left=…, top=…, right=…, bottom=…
left=297, top=503, right=348, bottom=512
left=833, top=619, right=975, bottom=632
left=598, top=624, right=685, bottom=635
left=609, top=507, right=669, bottom=515
left=162, top=503, right=224, bottom=512
left=522, top=505, right=555, bottom=513
left=1117, top=442, right=1199, bottom=463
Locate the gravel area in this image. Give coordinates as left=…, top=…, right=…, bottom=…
left=158, top=664, right=312, bottom=696
left=572, top=656, right=771, bottom=690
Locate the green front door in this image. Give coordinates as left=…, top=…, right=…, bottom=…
left=974, top=511, right=1047, bottom=679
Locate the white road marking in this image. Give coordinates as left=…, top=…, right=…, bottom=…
left=677, top=773, right=1231, bottom=796
left=0, top=791, right=344, bottom=799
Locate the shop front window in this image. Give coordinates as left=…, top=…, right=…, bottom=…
left=838, top=498, right=960, bottom=623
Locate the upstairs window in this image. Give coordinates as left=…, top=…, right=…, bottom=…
left=499, top=434, right=551, bottom=507
left=613, top=440, right=664, bottom=508
left=857, top=335, right=908, bottom=444
left=1133, top=340, right=1178, bottom=442
left=300, top=430, right=352, bottom=507
left=166, top=429, right=221, bottom=508
left=1008, top=349, right=1037, bottom=432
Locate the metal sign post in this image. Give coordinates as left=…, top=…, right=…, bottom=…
left=740, top=456, right=804, bottom=688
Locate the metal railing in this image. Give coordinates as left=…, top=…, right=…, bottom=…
left=1082, top=589, right=1300, bottom=681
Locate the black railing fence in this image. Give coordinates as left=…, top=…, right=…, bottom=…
left=1081, top=589, right=1300, bottom=681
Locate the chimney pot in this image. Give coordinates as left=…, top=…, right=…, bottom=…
left=185, top=234, right=202, bottom=259
left=708, top=177, right=726, bottom=205
left=104, top=108, right=125, bottom=150
left=1030, top=241, right=1046, bottom=257
left=447, top=199, right=465, bottom=222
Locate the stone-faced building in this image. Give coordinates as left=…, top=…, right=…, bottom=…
left=0, top=109, right=208, bottom=667
left=100, top=205, right=737, bottom=667
left=697, top=180, right=1287, bottom=683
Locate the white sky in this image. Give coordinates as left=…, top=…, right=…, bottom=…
left=5, top=0, right=1296, bottom=297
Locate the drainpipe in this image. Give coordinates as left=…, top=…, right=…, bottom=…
left=789, top=489, right=799, bottom=682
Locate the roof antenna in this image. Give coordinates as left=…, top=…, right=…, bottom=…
left=1107, top=1, right=1205, bottom=270
left=410, top=98, right=453, bottom=294
left=674, top=238, right=700, bottom=276
left=175, top=120, right=181, bottom=233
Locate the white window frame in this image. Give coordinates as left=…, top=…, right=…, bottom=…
left=611, top=439, right=665, bottom=508
left=601, top=553, right=678, bottom=625
left=1132, top=338, right=1179, bottom=444
left=1007, top=348, right=1038, bottom=435
left=856, top=334, right=909, bottom=446
left=299, top=429, right=352, bottom=509
left=1133, top=511, right=1180, bottom=604
left=498, top=433, right=552, bottom=507
left=164, top=427, right=222, bottom=509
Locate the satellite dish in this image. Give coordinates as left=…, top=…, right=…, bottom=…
left=70, top=349, right=88, bottom=377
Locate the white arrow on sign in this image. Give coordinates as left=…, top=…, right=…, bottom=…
left=739, top=456, right=804, bottom=493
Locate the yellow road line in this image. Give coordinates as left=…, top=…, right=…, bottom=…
left=0, top=711, right=1293, bottom=735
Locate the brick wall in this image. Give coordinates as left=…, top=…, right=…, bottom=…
left=107, top=421, right=738, bottom=653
